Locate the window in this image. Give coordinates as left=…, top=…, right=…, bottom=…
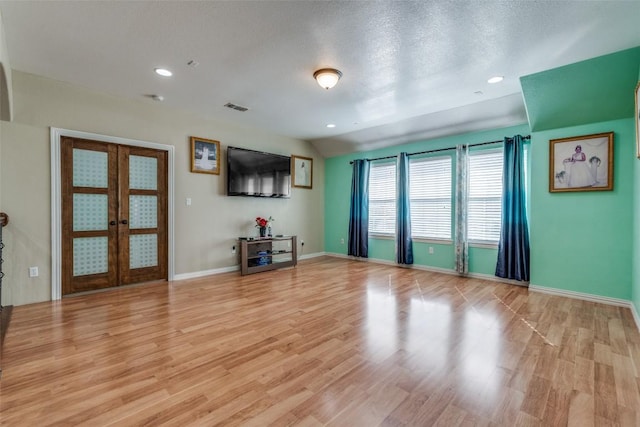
left=468, top=149, right=503, bottom=243
left=409, top=156, right=452, bottom=240
left=369, top=162, right=396, bottom=234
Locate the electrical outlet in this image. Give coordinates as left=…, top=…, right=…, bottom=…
left=340, top=238, right=345, bottom=244
left=231, top=245, right=236, bottom=254
left=186, top=198, right=192, bottom=206
left=428, top=247, right=434, bottom=255
left=29, top=266, right=39, bottom=277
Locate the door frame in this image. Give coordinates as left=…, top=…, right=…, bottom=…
left=50, top=127, right=175, bottom=300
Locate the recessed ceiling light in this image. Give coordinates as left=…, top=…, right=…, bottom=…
left=326, top=124, right=336, bottom=128
left=154, top=68, right=173, bottom=77
left=487, top=76, right=503, bottom=84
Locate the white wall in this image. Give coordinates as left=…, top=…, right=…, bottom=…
left=0, top=8, right=13, bottom=121
left=0, top=71, right=325, bottom=306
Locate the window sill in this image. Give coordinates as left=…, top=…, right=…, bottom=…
left=369, top=235, right=498, bottom=249
left=413, top=237, right=453, bottom=245
left=369, top=233, right=394, bottom=240
left=469, top=241, right=499, bottom=249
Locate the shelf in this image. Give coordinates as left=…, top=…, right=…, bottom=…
left=239, top=236, right=297, bottom=276
left=246, top=251, right=293, bottom=260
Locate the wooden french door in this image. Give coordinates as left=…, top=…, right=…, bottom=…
left=61, top=137, right=168, bottom=295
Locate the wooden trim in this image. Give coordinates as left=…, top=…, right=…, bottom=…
left=190, top=136, right=220, bottom=175
left=51, top=127, right=176, bottom=300
left=291, top=155, right=313, bottom=189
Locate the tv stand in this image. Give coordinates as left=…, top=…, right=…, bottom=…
left=239, top=235, right=297, bottom=276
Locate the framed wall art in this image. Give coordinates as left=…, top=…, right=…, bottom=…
left=292, top=155, right=313, bottom=189
left=549, top=132, right=613, bottom=193
left=636, top=82, right=640, bottom=158
left=190, top=136, right=220, bottom=175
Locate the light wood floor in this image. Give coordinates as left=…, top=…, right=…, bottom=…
left=1, top=257, right=640, bottom=426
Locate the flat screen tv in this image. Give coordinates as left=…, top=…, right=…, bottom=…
left=227, top=146, right=291, bottom=198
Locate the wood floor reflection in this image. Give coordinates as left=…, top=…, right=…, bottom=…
left=2, top=257, right=639, bottom=426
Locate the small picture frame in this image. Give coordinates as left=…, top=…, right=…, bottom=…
left=549, top=132, right=613, bottom=193
left=635, top=82, right=640, bottom=158
left=292, top=155, right=313, bottom=189
left=190, top=136, right=220, bottom=175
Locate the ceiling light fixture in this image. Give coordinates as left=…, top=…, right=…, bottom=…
left=326, top=124, right=336, bottom=128
left=314, top=68, right=342, bottom=90
left=154, top=68, right=173, bottom=77
left=487, top=76, right=503, bottom=84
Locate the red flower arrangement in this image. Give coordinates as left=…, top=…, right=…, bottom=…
left=255, top=216, right=273, bottom=228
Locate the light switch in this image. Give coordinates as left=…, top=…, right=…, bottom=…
left=186, top=198, right=192, bottom=206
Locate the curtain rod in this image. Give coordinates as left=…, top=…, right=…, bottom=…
left=349, top=135, right=530, bottom=164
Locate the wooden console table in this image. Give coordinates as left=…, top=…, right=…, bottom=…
left=239, top=235, right=297, bottom=276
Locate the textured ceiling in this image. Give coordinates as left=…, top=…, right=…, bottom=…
left=0, top=1, right=639, bottom=157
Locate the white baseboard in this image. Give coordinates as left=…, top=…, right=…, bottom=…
left=172, top=252, right=326, bottom=282
left=172, top=252, right=640, bottom=333
left=529, top=284, right=631, bottom=307
left=325, top=252, right=527, bottom=286
left=632, top=303, right=640, bottom=332
left=299, top=252, right=326, bottom=260
left=529, top=284, right=640, bottom=332
left=173, top=265, right=240, bottom=281
left=325, top=253, right=639, bottom=331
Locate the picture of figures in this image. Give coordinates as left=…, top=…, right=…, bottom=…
left=549, top=132, right=613, bottom=193
left=292, top=155, right=313, bottom=189
left=190, top=136, right=221, bottom=175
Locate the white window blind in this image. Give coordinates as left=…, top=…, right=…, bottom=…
left=369, top=162, right=396, bottom=234
left=409, top=156, right=452, bottom=240
left=468, top=149, right=503, bottom=243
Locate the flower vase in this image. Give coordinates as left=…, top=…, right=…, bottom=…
left=259, top=226, right=267, bottom=237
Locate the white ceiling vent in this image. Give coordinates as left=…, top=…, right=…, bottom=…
left=224, top=102, right=249, bottom=112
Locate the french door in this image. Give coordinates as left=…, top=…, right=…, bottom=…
left=60, top=137, right=168, bottom=295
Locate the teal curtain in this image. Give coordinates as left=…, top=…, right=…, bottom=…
left=454, top=145, right=469, bottom=275
left=496, top=135, right=530, bottom=281
left=348, top=159, right=370, bottom=257
left=396, top=153, right=413, bottom=264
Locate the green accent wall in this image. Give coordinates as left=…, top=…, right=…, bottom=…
left=325, top=118, right=635, bottom=299
left=530, top=118, right=635, bottom=300
left=324, top=124, right=529, bottom=275
left=325, top=47, right=640, bottom=305
left=521, top=47, right=640, bottom=132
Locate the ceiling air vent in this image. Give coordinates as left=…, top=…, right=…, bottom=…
left=224, top=102, right=249, bottom=112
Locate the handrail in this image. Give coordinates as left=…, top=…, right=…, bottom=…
left=0, top=212, right=6, bottom=312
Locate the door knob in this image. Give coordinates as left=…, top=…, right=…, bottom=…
left=120, top=219, right=128, bottom=225
left=109, top=221, right=116, bottom=226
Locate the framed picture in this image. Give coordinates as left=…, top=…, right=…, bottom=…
left=549, top=132, right=613, bottom=193
left=190, top=136, right=220, bottom=175
left=636, top=82, right=640, bottom=158
left=292, top=155, right=313, bottom=189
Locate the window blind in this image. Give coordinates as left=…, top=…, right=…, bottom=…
left=369, top=162, right=396, bottom=234
left=468, top=149, right=503, bottom=243
left=409, top=156, right=452, bottom=240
